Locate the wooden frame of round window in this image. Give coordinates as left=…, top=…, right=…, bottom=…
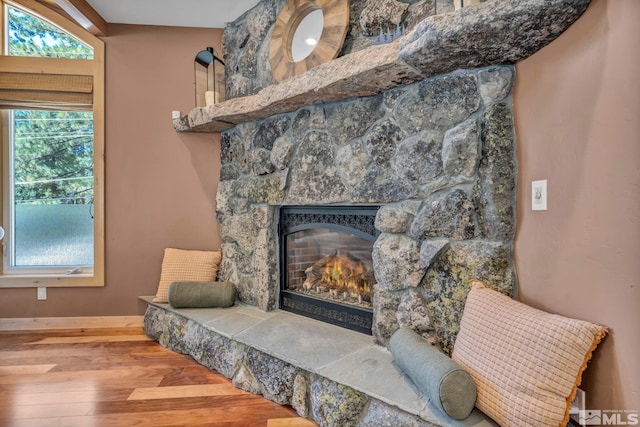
left=269, top=0, right=349, bottom=82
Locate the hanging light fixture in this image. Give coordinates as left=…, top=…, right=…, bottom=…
left=194, top=47, right=225, bottom=107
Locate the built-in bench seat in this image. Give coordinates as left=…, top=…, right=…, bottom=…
left=140, top=297, right=496, bottom=427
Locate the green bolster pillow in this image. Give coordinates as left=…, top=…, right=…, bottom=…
left=389, top=327, right=477, bottom=420
left=167, top=281, right=237, bottom=308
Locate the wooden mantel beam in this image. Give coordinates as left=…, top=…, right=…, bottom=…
left=52, top=0, right=107, bottom=36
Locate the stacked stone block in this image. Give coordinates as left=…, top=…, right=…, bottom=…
left=145, top=305, right=439, bottom=427
left=216, top=66, right=517, bottom=352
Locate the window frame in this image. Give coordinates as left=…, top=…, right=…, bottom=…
left=0, top=0, right=104, bottom=288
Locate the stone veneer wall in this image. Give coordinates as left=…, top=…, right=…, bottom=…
left=144, top=304, right=449, bottom=426
left=224, top=0, right=461, bottom=98
left=216, top=65, right=517, bottom=353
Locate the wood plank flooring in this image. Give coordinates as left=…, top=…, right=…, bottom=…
left=0, top=328, right=318, bottom=427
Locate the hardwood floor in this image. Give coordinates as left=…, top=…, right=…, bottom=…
left=0, top=328, right=317, bottom=427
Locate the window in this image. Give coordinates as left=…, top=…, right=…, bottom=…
left=0, top=0, right=104, bottom=287
left=7, top=5, right=93, bottom=59
left=9, top=110, right=94, bottom=271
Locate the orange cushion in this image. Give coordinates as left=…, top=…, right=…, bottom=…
left=452, top=280, right=607, bottom=427
left=152, top=248, right=222, bottom=303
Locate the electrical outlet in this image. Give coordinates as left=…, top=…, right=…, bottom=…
left=37, top=287, right=47, bottom=300
left=570, top=388, right=586, bottom=424
left=532, top=179, right=548, bottom=211
left=171, top=111, right=181, bottom=119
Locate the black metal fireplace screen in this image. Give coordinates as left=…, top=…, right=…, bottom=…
left=279, top=205, right=379, bottom=334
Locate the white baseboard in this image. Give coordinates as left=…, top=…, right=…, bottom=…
left=0, top=316, right=144, bottom=331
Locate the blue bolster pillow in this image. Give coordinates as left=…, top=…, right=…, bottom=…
left=167, top=281, right=237, bottom=308
left=389, top=327, right=477, bottom=420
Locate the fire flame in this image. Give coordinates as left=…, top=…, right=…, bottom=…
left=320, top=254, right=372, bottom=301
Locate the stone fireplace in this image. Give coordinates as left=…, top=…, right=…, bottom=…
left=210, top=0, right=585, bottom=358
left=279, top=205, right=379, bottom=334
left=148, top=0, right=592, bottom=424
left=216, top=65, right=518, bottom=353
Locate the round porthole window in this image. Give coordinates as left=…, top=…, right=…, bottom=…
left=269, top=0, right=350, bottom=82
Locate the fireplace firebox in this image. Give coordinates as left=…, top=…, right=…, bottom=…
left=279, top=206, right=379, bottom=334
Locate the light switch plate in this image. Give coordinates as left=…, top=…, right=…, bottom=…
left=37, top=287, right=47, bottom=300
left=532, top=179, right=547, bottom=211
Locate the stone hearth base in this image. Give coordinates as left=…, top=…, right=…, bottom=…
left=141, top=297, right=496, bottom=427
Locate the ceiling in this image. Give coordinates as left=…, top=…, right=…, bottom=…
left=85, top=0, right=261, bottom=29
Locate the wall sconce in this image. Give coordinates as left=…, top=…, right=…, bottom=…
left=194, top=47, right=225, bottom=107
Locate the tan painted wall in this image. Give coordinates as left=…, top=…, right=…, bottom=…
left=0, top=24, right=222, bottom=317
left=514, top=0, right=639, bottom=411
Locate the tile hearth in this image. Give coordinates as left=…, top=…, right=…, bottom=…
left=141, top=297, right=496, bottom=427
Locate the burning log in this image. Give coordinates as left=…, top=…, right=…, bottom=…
left=303, top=251, right=336, bottom=292
left=302, top=251, right=374, bottom=304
